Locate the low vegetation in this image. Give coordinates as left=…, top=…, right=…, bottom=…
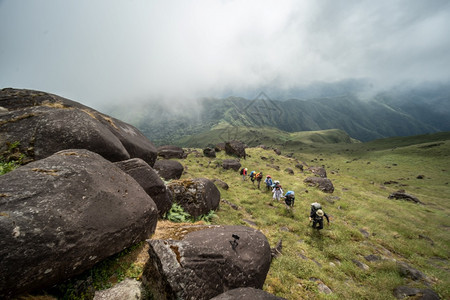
left=174, top=132, right=450, bottom=299
left=0, top=141, right=26, bottom=175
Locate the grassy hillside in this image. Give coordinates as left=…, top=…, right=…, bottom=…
left=173, top=132, right=450, bottom=299
left=105, top=90, right=450, bottom=145
left=177, top=125, right=360, bottom=148
left=29, top=132, right=450, bottom=299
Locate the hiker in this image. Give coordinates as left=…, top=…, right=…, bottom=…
left=272, top=180, right=281, bottom=189
left=309, top=207, right=330, bottom=230
left=240, top=168, right=248, bottom=181
left=272, top=184, right=284, bottom=201
left=249, top=171, right=256, bottom=185
left=264, top=175, right=273, bottom=191
left=256, top=172, right=263, bottom=189
left=283, top=190, right=295, bottom=209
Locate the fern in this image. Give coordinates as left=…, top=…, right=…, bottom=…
left=164, top=203, right=217, bottom=224
left=164, top=203, right=192, bottom=223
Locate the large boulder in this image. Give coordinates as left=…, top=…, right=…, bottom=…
left=222, top=159, right=241, bottom=171
left=304, top=177, right=335, bottom=193
left=203, top=147, right=216, bottom=158
left=142, top=225, right=272, bottom=300
left=166, top=178, right=220, bottom=217
left=393, top=286, right=439, bottom=300
left=153, top=159, right=184, bottom=180
left=0, top=88, right=157, bottom=166
left=210, top=287, right=286, bottom=300
left=225, top=140, right=246, bottom=158
left=0, top=149, right=158, bottom=298
left=114, top=158, right=172, bottom=216
left=388, top=190, right=423, bottom=204
left=157, top=145, right=186, bottom=159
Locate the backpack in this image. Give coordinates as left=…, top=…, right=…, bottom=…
left=250, top=171, right=255, bottom=177
left=285, top=191, right=295, bottom=198
left=311, top=202, right=321, bottom=210
left=285, top=191, right=295, bottom=206
left=310, top=202, right=322, bottom=215
left=240, top=168, right=244, bottom=175
left=256, top=172, right=263, bottom=180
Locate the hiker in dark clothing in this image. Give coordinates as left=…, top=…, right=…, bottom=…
left=283, top=190, right=295, bottom=209
left=256, top=172, right=263, bottom=189
left=309, top=209, right=329, bottom=230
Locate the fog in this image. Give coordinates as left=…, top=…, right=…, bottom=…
left=1, top=0, right=449, bottom=109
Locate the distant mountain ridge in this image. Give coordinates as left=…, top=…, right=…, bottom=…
left=107, top=85, right=450, bottom=146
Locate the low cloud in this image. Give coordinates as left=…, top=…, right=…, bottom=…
left=1, top=0, right=449, bottom=109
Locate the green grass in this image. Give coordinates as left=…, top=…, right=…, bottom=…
left=177, top=125, right=360, bottom=148
left=177, top=132, right=450, bottom=299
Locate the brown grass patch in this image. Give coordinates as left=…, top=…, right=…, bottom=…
left=41, top=100, right=66, bottom=109
left=101, top=115, right=118, bottom=129
left=31, top=168, right=59, bottom=176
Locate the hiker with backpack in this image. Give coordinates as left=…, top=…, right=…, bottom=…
left=264, top=175, right=273, bottom=191
left=283, top=190, right=295, bottom=209
left=255, top=172, right=263, bottom=189
left=309, top=202, right=330, bottom=230
left=240, top=168, right=248, bottom=181
left=249, top=171, right=256, bottom=185
left=272, top=183, right=284, bottom=201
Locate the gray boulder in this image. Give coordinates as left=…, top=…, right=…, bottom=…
left=285, top=167, right=294, bottom=175
left=0, top=88, right=157, bottom=166
left=388, top=190, right=423, bottom=204
left=153, top=159, right=184, bottom=180
left=157, top=145, right=186, bottom=159
left=210, top=287, right=286, bottom=300
left=114, top=158, right=172, bottom=216
left=94, top=278, right=144, bottom=300
left=213, top=178, right=229, bottom=190
left=203, top=147, right=216, bottom=158
left=225, top=140, right=246, bottom=158
left=393, top=286, right=440, bottom=300
left=0, top=149, right=158, bottom=298
left=222, top=159, right=241, bottom=171
left=304, top=177, right=335, bottom=193
left=167, top=178, right=220, bottom=217
left=142, top=225, right=272, bottom=300
left=397, top=261, right=429, bottom=282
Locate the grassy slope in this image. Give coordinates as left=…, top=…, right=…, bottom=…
left=177, top=125, right=359, bottom=148
left=28, top=132, right=450, bottom=299
left=176, top=132, right=450, bottom=299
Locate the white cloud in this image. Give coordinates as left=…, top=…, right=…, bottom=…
left=1, top=0, right=449, bottom=108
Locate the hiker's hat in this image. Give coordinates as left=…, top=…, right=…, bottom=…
left=267, top=175, right=271, bottom=178
left=316, top=209, right=324, bottom=217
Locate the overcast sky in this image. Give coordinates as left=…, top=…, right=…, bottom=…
left=1, top=0, right=449, bottom=108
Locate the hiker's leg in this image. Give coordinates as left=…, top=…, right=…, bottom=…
left=318, top=220, right=324, bottom=230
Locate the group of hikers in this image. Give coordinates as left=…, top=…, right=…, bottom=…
left=240, top=167, right=330, bottom=230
